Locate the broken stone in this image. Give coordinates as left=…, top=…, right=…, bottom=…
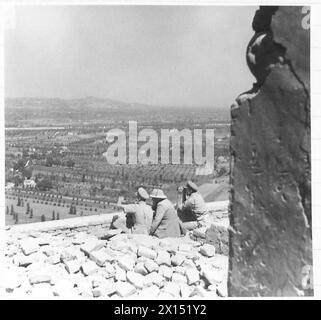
left=60, top=248, right=80, bottom=262
left=1, top=271, right=21, bottom=290
left=118, top=255, right=135, bottom=271
left=171, top=253, right=185, bottom=266
left=81, top=261, right=99, bottom=276
left=179, top=283, right=193, bottom=298
left=174, top=266, right=186, bottom=275
left=37, top=237, right=51, bottom=246
left=115, top=281, right=136, bottom=297
left=201, top=267, right=224, bottom=285
left=144, top=272, right=164, bottom=287
left=30, top=283, right=54, bottom=297
left=53, top=280, right=77, bottom=298
left=114, top=265, right=127, bottom=281
left=159, top=265, right=173, bottom=280
left=75, top=279, right=92, bottom=297
left=163, top=282, right=180, bottom=297
left=134, top=262, right=148, bottom=276
left=159, top=238, right=179, bottom=253
left=171, top=272, right=187, bottom=284
left=155, top=250, right=171, bottom=266
left=80, top=239, right=105, bottom=256
left=182, top=259, right=196, bottom=269
left=109, top=239, right=129, bottom=252
left=138, top=285, right=160, bottom=298
left=14, top=253, right=39, bottom=267
left=104, top=248, right=117, bottom=262
left=193, top=227, right=207, bottom=239
left=105, top=263, right=115, bottom=277
left=199, top=244, right=216, bottom=257
left=29, top=274, right=51, bottom=285
left=217, top=282, right=228, bottom=297
left=144, top=259, right=159, bottom=273
left=137, top=246, right=157, bottom=260
left=65, top=259, right=81, bottom=274
left=91, top=274, right=106, bottom=288
left=89, top=249, right=110, bottom=267
left=46, top=254, right=61, bottom=265
left=20, top=239, right=39, bottom=256
left=178, top=243, right=192, bottom=252
left=191, top=285, right=216, bottom=298
left=43, top=248, right=56, bottom=257
left=126, top=271, right=145, bottom=289
left=186, top=268, right=200, bottom=285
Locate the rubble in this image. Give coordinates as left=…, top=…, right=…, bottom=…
left=3, top=211, right=229, bottom=299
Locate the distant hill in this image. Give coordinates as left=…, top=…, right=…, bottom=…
left=5, top=97, right=230, bottom=126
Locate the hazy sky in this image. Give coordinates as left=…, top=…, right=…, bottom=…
left=5, top=5, right=257, bottom=107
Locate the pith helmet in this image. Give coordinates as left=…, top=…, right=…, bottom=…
left=150, top=189, right=167, bottom=199
left=186, top=181, right=198, bottom=192
left=137, top=187, right=149, bottom=200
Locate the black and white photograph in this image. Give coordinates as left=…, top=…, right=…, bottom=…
left=0, top=2, right=315, bottom=300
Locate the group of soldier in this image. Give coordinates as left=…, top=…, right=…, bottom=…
left=111, top=181, right=207, bottom=239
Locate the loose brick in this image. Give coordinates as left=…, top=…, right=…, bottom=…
left=185, top=268, right=200, bottom=285
left=118, top=254, right=135, bottom=271
left=65, top=259, right=81, bottom=274
left=89, top=249, right=110, bottom=267
left=163, top=282, right=180, bottom=297
left=20, top=239, right=39, bottom=256
left=134, top=262, right=148, bottom=276
left=201, top=267, right=224, bottom=285
left=171, top=272, right=187, bottom=284
left=114, top=265, right=126, bottom=281
left=144, top=259, right=159, bottom=273
left=138, top=285, right=160, bottom=298
left=159, top=265, right=173, bottom=280
left=144, top=272, right=164, bottom=287
left=155, top=250, right=171, bottom=266
left=199, top=244, right=216, bottom=257
left=126, top=271, right=145, bottom=289
left=137, top=246, right=157, bottom=260
left=46, top=254, right=61, bottom=265
left=80, top=239, right=105, bottom=256
left=29, top=274, right=51, bottom=285
left=81, top=261, right=99, bottom=276
left=115, top=281, right=136, bottom=297
left=171, top=253, right=185, bottom=266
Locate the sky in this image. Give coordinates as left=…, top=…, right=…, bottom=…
left=5, top=5, right=257, bottom=107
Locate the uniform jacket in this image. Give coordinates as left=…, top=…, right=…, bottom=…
left=150, top=198, right=181, bottom=238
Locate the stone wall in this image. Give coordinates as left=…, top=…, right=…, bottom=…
left=228, top=6, right=312, bottom=297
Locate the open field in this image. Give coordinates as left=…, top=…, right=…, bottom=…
left=5, top=194, right=117, bottom=225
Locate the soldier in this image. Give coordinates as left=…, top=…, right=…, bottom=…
left=112, top=187, right=153, bottom=234
left=149, top=189, right=181, bottom=238
left=122, top=187, right=153, bottom=234
left=177, top=181, right=206, bottom=230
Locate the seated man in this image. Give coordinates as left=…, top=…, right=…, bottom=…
left=177, top=181, right=206, bottom=230
left=149, top=189, right=182, bottom=238
left=111, top=187, right=153, bottom=234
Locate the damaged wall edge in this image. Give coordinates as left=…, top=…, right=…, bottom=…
left=228, top=6, right=312, bottom=297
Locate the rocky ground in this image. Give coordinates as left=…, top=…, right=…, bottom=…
left=1, top=205, right=229, bottom=299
